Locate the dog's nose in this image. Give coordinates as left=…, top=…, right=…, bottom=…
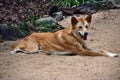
left=84, top=32, right=88, bottom=36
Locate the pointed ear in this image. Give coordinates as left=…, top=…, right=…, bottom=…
left=71, top=16, right=78, bottom=25
left=85, top=15, right=92, bottom=23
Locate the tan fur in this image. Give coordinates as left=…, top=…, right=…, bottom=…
left=11, top=15, right=118, bottom=57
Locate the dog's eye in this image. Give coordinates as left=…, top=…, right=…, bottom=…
left=79, top=26, right=82, bottom=29
left=86, top=26, right=88, bottom=28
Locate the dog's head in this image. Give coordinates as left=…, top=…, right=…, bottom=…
left=70, top=15, right=92, bottom=40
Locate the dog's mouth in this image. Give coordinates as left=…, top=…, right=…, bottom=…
left=81, top=35, right=87, bottom=40
left=79, top=33, right=87, bottom=40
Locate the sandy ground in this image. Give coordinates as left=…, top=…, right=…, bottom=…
left=0, top=9, right=120, bottom=80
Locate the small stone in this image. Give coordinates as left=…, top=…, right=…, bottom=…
left=90, top=39, right=94, bottom=41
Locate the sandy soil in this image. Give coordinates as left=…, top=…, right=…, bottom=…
left=0, top=9, right=120, bottom=80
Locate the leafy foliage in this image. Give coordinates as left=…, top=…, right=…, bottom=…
left=52, top=0, right=100, bottom=7
left=51, top=0, right=108, bottom=11
left=37, top=22, right=64, bottom=32
left=8, top=0, right=108, bottom=39
left=52, top=0, right=78, bottom=7
left=54, top=0, right=80, bottom=7
left=28, top=14, right=64, bottom=32
left=10, top=15, right=64, bottom=38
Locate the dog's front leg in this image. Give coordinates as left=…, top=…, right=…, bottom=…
left=79, top=49, right=118, bottom=57
left=73, top=42, right=118, bottom=57
left=81, top=43, right=118, bottom=57
left=82, top=42, right=91, bottom=50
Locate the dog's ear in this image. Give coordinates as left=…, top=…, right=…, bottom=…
left=71, top=16, right=78, bottom=25
left=85, top=15, right=92, bottom=23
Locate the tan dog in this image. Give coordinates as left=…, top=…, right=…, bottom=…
left=11, top=15, right=118, bottom=57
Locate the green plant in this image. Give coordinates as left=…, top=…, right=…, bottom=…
left=52, top=0, right=80, bottom=7
left=18, top=22, right=29, bottom=36
left=81, top=0, right=99, bottom=4
left=27, top=13, right=36, bottom=27
left=11, top=16, right=64, bottom=37
left=27, top=13, right=64, bottom=32
left=36, top=21, right=64, bottom=32
left=52, top=0, right=101, bottom=7
left=52, top=0, right=108, bottom=10
left=9, top=23, right=29, bottom=38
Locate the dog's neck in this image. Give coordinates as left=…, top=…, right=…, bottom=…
left=65, top=26, right=85, bottom=44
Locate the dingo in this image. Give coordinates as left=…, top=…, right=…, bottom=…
left=11, top=15, right=118, bottom=57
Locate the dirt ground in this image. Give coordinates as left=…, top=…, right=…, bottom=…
left=0, top=9, right=120, bottom=80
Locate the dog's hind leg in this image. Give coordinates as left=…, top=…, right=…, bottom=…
left=10, top=47, right=23, bottom=54
left=10, top=43, right=40, bottom=54
left=22, top=44, right=40, bottom=54
left=10, top=46, right=39, bottom=54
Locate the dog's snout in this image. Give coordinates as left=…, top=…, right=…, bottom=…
left=84, top=32, right=88, bottom=36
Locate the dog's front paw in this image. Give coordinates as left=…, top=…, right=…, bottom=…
left=108, top=53, right=118, bottom=57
